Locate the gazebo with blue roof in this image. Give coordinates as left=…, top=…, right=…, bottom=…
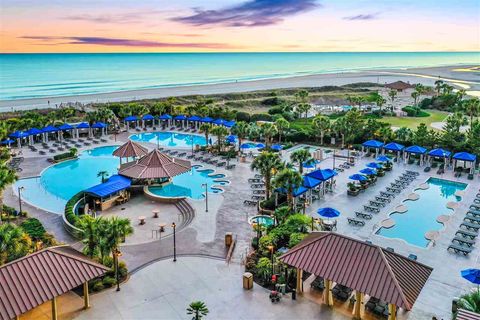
left=428, top=148, right=451, bottom=167
left=158, top=114, right=172, bottom=127
left=187, top=115, right=202, bottom=129
left=174, top=115, right=187, bottom=128
left=75, top=122, right=90, bottom=139
left=306, top=169, right=337, bottom=195
left=141, top=114, right=155, bottom=128
left=453, top=152, right=477, bottom=174
left=404, top=145, right=427, bottom=165
left=42, top=125, right=61, bottom=142
left=84, top=175, right=131, bottom=211
left=124, top=115, right=139, bottom=129
left=91, top=122, right=108, bottom=136
left=362, top=140, right=384, bottom=157
left=383, top=142, right=405, bottom=160
left=27, top=128, right=44, bottom=144
left=9, top=131, right=29, bottom=148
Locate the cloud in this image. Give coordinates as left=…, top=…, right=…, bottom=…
left=343, top=13, right=379, bottom=21
left=63, top=11, right=163, bottom=24
left=172, top=0, right=319, bottom=27
left=20, top=36, right=233, bottom=48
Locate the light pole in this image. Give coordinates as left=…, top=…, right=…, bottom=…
left=202, top=183, right=208, bottom=212
left=17, top=186, right=24, bottom=214
left=172, top=222, right=177, bottom=262
left=113, top=248, right=122, bottom=291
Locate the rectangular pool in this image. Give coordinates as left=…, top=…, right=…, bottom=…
left=376, top=177, right=467, bottom=247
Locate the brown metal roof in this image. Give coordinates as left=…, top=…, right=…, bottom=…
left=385, top=81, right=414, bottom=90
left=0, top=246, right=109, bottom=320
left=457, top=309, right=480, bottom=320
left=118, top=148, right=191, bottom=179
left=112, top=140, right=148, bottom=158
left=280, top=232, right=433, bottom=310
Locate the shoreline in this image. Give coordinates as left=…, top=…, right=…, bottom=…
left=1, top=64, right=479, bottom=112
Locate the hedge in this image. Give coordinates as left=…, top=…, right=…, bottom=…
left=20, top=218, right=46, bottom=241
left=250, top=113, right=273, bottom=122
left=53, top=150, right=77, bottom=161
left=64, top=191, right=84, bottom=226
left=402, top=106, right=430, bottom=117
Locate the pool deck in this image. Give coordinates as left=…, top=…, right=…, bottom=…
left=4, top=130, right=480, bottom=320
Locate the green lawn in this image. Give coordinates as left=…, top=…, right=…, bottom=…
left=380, top=110, right=450, bottom=130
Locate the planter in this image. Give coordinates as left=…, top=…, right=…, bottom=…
left=377, top=171, right=385, bottom=177
left=240, top=156, right=246, bottom=163
left=347, top=189, right=360, bottom=196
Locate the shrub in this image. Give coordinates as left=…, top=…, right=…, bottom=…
left=20, top=218, right=46, bottom=241
left=268, top=106, right=284, bottom=115
left=262, top=97, right=284, bottom=106
left=256, top=257, right=272, bottom=281
left=66, top=191, right=85, bottom=226
left=288, top=233, right=306, bottom=248
left=258, top=235, right=274, bottom=256
left=92, top=281, right=104, bottom=292
left=1, top=205, right=16, bottom=216
left=236, top=111, right=250, bottom=122
left=402, top=106, right=430, bottom=117
left=250, top=113, right=273, bottom=122
left=53, top=149, right=77, bottom=161
left=102, top=276, right=116, bottom=288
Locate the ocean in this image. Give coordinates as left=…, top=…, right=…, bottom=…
left=0, top=52, right=478, bottom=101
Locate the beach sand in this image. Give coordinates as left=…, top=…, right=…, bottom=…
left=1, top=65, right=478, bottom=112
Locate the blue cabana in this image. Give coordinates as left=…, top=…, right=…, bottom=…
left=404, top=145, right=427, bottom=165
left=9, top=131, right=29, bottom=139
left=42, top=125, right=59, bottom=133
left=187, top=115, right=202, bottom=122
left=428, top=148, right=451, bottom=158
left=85, top=175, right=131, bottom=200
left=303, top=176, right=322, bottom=189
left=213, top=118, right=227, bottom=126
left=142, top=114, right=154, bottom=120
left=383, top=142, right=405, bottom=152
left=58, top=124, right=73, bottom=131
left=225, top=120, right=236, bottom=128
left=276, top=186, right=308, bottom=197
left=307, top=169, right=335, bottom=181
left=159, top=114, right=172, bottom=120
left=201, top=117, right=214, bottom=123
left=124, top=115, right=138, bottom=122
left=1, top=139, right=14, bottom=145
left=362, top=140, right=384, bottom=148
left=271, top=144, right=283, bottom=151
left=28, top=128, right=43, bottom=135
left=76, top=122, right=90, bottom=129
left=453, top=152, right=477, bottom=174
left=174, top=115, right=187, bottom=120
left=92, top=122, right=107, bottom=129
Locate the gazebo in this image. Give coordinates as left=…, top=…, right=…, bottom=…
left=306, top=169, right=337, bottom=195
left=112, top=140, right=148, bottom=164
left=8, top=131, right=29, bottom=148
left=91, top=122, right=107, bottom=136
left=453, top=152, right=477, bottom=174
left=158, top=114, right=172, bottom=127
left=42, top=125, right=61, bottom=142
left=142, top=114, right=155, bottom=128
left=174, top=115, right=187, bottom=128
left=383, top=142, right=405, bottom=160
left=427, top=148, right=451, bottom=167
left=280, top=232, right=433, bottom=320
left=385, top=81, right=414, bottom=92
left=84, top=175, right=132, bottom=211
left=27, top=128, right=44, bottom=145
left=124, top=115, right=138, bottom=129
left=404, top=145, right=427, bottom=165
left=75, top=122, right=90, bottom=138
left=187, top=115, right=202, bottom=129
left=362, top=140, right=384, bottom=157
left=118, top=148, right=191, bottom=183
left=58, top=123, right=74, bottom=140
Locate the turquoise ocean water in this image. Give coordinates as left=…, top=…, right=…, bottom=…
left=1, top=52, right=479, bottom=100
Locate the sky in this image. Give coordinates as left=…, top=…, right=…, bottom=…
left=1, top=0, right=479, bottom=53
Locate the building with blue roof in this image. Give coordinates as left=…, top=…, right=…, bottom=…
left=84, top=175, right=131, bottom=211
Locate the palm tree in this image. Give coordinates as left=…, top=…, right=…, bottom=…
left=77, top=215, right=102, bottom=258
left=388, top=90, right=397, bottom=110
left=312, top=116, right=330, bottom=145
left=260, top=122, right=278, bottom=148
left=333, top=117, right=348, bottom=148
left=97, top=170, right=109, bottom=183
left=199, top=123, right=212, bottom=146
left=187, top=301, right=209, bottom=320
left=411, top=91, right=420, bottom=106
left=0, top=164, right=17, bottom=212
left=231, top=121, right=249, bottom=151
left=463, top=98, right=480, bottom=126
left=102, top=217, right=133, bottom=265
left=97, top=107, right=116, bottom=124
left=376, top=95, right=386, bottom=112
left=272, top=168, right=303, bottom=210
left=251, top=152, right=284, bottom=199
left=290, top=148, right=312, bottom=174
left=0, top=223, right=32, bottom=265
left=457, top=289, right=480, bottom=314
left=295, top=90, right=310, bottom=118
left=434, top=80, right=444, bottom=95
left=275, top=117, right=289, bottom=143
left=395, top=127, right=413, bottom=143
left=210, top=126, right=228, bottom=152
left=273, top=206, right=291, bottom=225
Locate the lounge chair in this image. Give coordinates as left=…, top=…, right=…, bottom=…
left=460, top=222, right=480, bottom=232
left=408, top=254, right=417, bottom=261
left=464, top=216, right=480, bottom=224
left=251, top=195, right=265, bottom=201
left=468, top=211, right=480, bottom=219
left=226, top=164, right=236, bottom=170
left=471, top=205, right=480, bottom=211
left=448, top=244, right=472, bottom=255
left=355, top=211, right=372, bottom=219
left=386, top=187, right=401, bottom=193
left=369, top=200, right=385, bottom=207
left=380, top=191, right=396, bottom=198
left=248, top=178, right=262, bottom=183
left=456, top=229, right=478, bottom=239
left=363, top=205, right=380, bottom=213
left=452, top=236, right=475, bottom=247
left=243, top=200, right=257, bottom=206
left=423, top=167, right=431, bottom=172
left=375, top=196, right=391, bottom=203
left=347, top=217, right=365, bottom=226
left=310, top=276, right=325, bottom=291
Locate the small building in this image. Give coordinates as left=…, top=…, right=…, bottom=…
left=0, top=246, right=109, bottom=320
left=84, top=174, right=132, bottom=211
left=385, top=81, right=414, bottom=92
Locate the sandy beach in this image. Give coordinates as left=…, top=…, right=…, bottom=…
left=1, top=65, right=478, bottom=112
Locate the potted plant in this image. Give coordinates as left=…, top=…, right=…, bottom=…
left=384, top=162, right=392, bottom=171
left=347, top=182, right=360, bottom=196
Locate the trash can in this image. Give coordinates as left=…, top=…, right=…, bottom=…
left=243, top=272, right=253, bottom=290
left=292, top=289, right=296, bottom=300
left=225, top=232, right=233, bottom=246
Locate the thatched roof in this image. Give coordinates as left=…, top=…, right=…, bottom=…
left=385, top=81, right=414, bottom=90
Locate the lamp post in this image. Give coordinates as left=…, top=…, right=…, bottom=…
left=113, top=248, right=122, bottom=291
left=172, top=222, right=177, bottom=262
left=17, top=186, right=24, bottom=214
left=202, top=183, right=208, bottom=212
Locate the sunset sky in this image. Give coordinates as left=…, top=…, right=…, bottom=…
left=1, top=0, right=479, bottom=53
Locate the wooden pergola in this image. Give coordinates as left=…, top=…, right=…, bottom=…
left=0, top=246, right=109, bottom=320
left=280, top=232, right=433, bottom=320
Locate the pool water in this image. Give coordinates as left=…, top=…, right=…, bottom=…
left=14, top=146, right=120, bottom=214
left=376, top=177, right=467, bottom=247
left=249, top=215, right=275, bottom=227
left=148, top=166, right=229, bottom=199
left=130, top=132, right=207, bottom=148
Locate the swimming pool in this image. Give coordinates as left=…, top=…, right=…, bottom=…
left=148, top=166, right=229, bottom=199
left=248, top=215, right=275, bottom=227
left=376, top=177, right=467, bottom=247
left=14, top=146, right=120, bottom=214
left=130, top=132, right=207, bottom=148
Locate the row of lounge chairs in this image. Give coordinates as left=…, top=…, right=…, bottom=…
left=7, top=157, right=24, bottom=172
left=244, top=174, right=266, bottom=206
left=448, top=191, right=480, bottom=256
left=348, top=170, right=419, bottom=226
left=335, top=161, right=354, bottom=172
left=165, top=149, right=236, bottom=170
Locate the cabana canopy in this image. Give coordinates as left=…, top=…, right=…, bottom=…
left=58, top=123, right=73, bottom=131
left=271, top=144, right=283, bottom=151
left=91, top=122, right=107, bottom=129
left=303, top=176, right=322, bottom=188
left=118, top=149, right=191, bottom=179
left=213, top=118, right=227, bottom=126
left=76, top=122, right=90, bottom=129
left=280, top=232, right=433, bottom=310
left=362, top=140, right=384, bottom=148
left=453, top=152, right=477, bottom=162
left=174, top=115, right=187, bottom=120
left=159, top=114, right=172, bottom=120
left=187, top=115, right=202, bottom=122
left=27, top=128, right=43, bottom=135
left=113, top=140, right=148, bottom=158
left=42, top=125, right=59, bottom=133
left=276, top=186, right=308, bottom=197
left=124, top=115, right=138, bottom=122
left=85, top=175, right=131, bottom=198
left=1, top=139, right=14, bottom=145
left=366, top=162, right=382, bottom=169
left=142, top=114, right=154, bottom=120
left=383, top=142, right=405, bottom=152
left=404, top=145, right=427, bottom=154
left=349, top=174, right=367, bottom=181
left=307, top=169, right=335, bottom=181
left=9, top=131, right=29, bottom=139
left=225, top=120, right=236, bottom=128
left=201, top=117, right=214, bottom=123
left=428, top=148, right=451, bottom=158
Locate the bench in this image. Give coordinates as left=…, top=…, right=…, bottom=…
left=448, top=244, right=472, bottom=255
left=243, top=200, right=257, bottom=206
left=363, top=205, right=380, bottom=213
left=452, top=236, right=476, bottom=247
left=355, top=211, right=372, bottom=219
left=348, top=218, right=365, bottom=226
left=456, top=229, right=478, bottom=239
left=461, top=222, right=480, bottom=231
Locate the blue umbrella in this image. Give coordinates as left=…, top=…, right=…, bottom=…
left=349, top=174, right=367, bottom=181
left=1, top=139, right=14, bottom=145
left=240, top=143, right=251, bottom=149
left=376, top=155, right=392, bottom=162
left=256, top=143, right=265, bottom=149
left=226, top=135, right=237, bottom=143
left=9, top=131, right=29, bottom=139
left=366, top=162, right=383, bottom=169
left=76, top=122, right=90, bottom=129
left=159, top=114, right=172, bottom=120
left=142, top=114, right=155, bottom=120
left=360, top=168, right=377, bottom=175
left=302, top=160, right=317, bottom=169
left=317, top=207, right=340, bottom=218
left=271, top=144, right=283, bottom=151
left=461, top=269, right=480, bottom=285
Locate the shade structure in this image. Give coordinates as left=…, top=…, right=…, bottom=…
left=362, top=140, right=384, bottom=148
left=85, top=175, right=131, bottom=198
left=428, top=148, right=451, bottom=158
left=303, top=176, right=322, bottom=188
left=174, top=115, right=187, bottom=121
left=213, top=118, right=227, bottom=126
left=453, top=152, right=477, bottom=162
left=307, top=169, right=335, bottom=181
left=76, top=122, right=90, bottom=129
left=225, top=120, right=236, bottom=128
left=225, top=135, right=237, bottom=143
left=383, top=142, right=405, bottom=152
left=158, top=114, right=172, bottom=120
left=58, top=123, right=73, bottom=131
left=27, top=128, right=43, bottom=135
left=280, top=232, right=433, bottom=310
left=271, top=144, right=283, bottom=151
left=461, top=268, right=480, bottom=285
left=405, top=145, right=427, bottom=154
left=323, top=168, right=338, bottom=176
left=124, top=115, right=138, bottom=122
left=42, top=125, right=59, bottom=133
left=200, top=116, right=214, bottom=123
left=317, top=207, right=340, bottom=218
left=142, top=114, right=154, bottom=120
left=349, top=174, right=367, bottom=181
left=302, top=160, right=317, bottom=169
left=240, top=143, right=252, bottom=149
left=187, top=115, right=202, bottom=122
left=360, top=168, right=377, bottom=175
left=256, top=143, right=265, bottom=149
left=1, top=139, right=14, bottom=145
left=276, top=185, right=308, bottom=197
left=9, top=131, right=29, bottom=139
left=366, top=162, right=383, bottom=169
left=377, top=155, right=392, bottom=162
left=113, top=140, right=148, bottom=158
left=91, top=122, right=107, bottom=129
left=119, top=149, right=191, bottom=179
